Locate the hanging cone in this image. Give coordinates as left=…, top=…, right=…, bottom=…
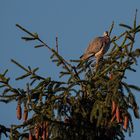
left=116, top=106, right=120, bottom=123
left=34, top=125, right=39, bottom=139
left=29, top=132, right=33, bottom=140
left=23, top=106, right=28, bottom=121
left=111, top=101, right=116, bottom=115
left=16, top=103, right=22, bottom=120
left=123, top=115, right=129, bottom=130
left=42, top=122, right=46, bottom=140
left=46, top=121, right=49, bottom=139
left=110, top=114, right=116, bottom=123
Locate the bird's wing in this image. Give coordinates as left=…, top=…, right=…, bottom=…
left=84, top=37, right=104, bottom=55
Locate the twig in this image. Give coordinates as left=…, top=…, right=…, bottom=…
left=56, top=35, right=59, bottom=53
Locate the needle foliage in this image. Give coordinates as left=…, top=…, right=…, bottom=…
left=0, top=11, right=140, bottom=140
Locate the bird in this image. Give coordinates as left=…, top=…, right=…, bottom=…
left=80, top=31, right=110, bottom=66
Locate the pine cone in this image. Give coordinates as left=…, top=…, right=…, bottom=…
left=116, top=106, right=120, bottom=123
left=16, top=103, right=22, bottom=120
left=123, top=115, right=129, bottom=130
left=29, top=132, right=33, bottom=140
left=111, top=101, right=116, bottom=115
left=23, top=106, right=28, bottom=121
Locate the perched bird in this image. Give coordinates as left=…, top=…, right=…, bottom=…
left=80, top=31, right=110, bottom=65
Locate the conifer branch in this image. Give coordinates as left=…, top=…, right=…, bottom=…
left=0, top=12, right=140, bottom=140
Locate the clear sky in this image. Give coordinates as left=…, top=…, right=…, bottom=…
left=0, top=0, right=140, bottom=139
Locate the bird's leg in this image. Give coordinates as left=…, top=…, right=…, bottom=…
left=95, top=48, right=104, bottom=70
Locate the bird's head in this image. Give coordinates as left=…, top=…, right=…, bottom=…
left=103, top=31, right=109, bottom=37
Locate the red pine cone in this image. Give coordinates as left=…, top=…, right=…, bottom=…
left=29, top=132, right=33, bottom=140
left=111, top=101, right=116, bottom=115
left=116, top=106, right=120, bottom=123
left=123, top=115, right=129, bottom=130
left=23, top=106, right=28, bottom=121
left=34, top=125, right=39, bottom=139
left=16, top=103, right=22, bottom=120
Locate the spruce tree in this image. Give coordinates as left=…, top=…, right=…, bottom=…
left=0, top=11, right=140, bottom=140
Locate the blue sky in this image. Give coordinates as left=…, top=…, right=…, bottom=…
left=0, top=0, right=140, bottom=139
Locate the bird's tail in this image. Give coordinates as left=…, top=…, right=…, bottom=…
left=80, top=53, right=93, bottom=61
left=80, top=54, right=88, bottom=60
